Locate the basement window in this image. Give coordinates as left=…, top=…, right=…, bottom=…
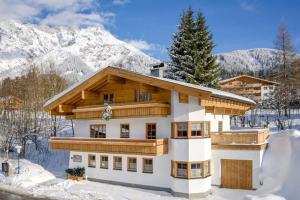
left=127, top=157, right=137, bottom=172
left=143, top=158, right=153, bottom=173
left=100, top=155, right=108, bottom=169
left=113, top=156, right=122, bottom=170
left=88, top=154, right=96, bottom=168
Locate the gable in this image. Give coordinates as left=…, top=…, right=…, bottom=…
left=44, top=66, right=256, bottom=117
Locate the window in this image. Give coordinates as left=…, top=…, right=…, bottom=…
left=135, top=89, right=143, bottom=102
left=191, top=163, right=202, bottom=178
left=218, top=121, right=223, bottom=132
left=143, top=158, right=153, bottom=173
left=120, top=124, right=130, bottom=138
left=171, top=160, right=211, bottom=179
left=177, top=162, right=188, bottom=178
left=104, top=93, right=114, bottom=104
left=177, top=123, right=188, bottom=137
left=88, top=154, right=96, bottom=168
left=172, top=122, right=210, bottom=138
left=90, top=124, right=106, bottom=138
left=136, top=89, right=151, bottom=102
left=127, top=157, right=137, bottom=172
left=100, top=155, right=108, bottom=169
left=144, top=92, right=151, bottom=102
left=113, top=156, right=122, bottom=170
left=191, top=123, right=201, bottom=136
left=146, top=123, right=156, bottom=139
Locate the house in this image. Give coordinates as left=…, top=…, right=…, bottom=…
left=43, top=66, right=269, bottom=198
left=219, top=75, right=279, bottom=102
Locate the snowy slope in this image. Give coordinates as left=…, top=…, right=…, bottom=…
left=217, top=48, right=279, bottom=74
left=0, top=20, right=159, bottom=82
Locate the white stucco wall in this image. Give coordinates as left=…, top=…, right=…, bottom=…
left=211, top=149, right=265, bottom=189
left=170, top=138, right=211, bottom=161
left=73, top=116, right=171, bottom=139
left=170, top=91, right=230, bottom=132
left=68, top=90, right=235, bottom=196
left=69, top=151, right=171, bottom=189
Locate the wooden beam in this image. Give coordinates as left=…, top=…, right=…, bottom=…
left=81, top=90, right=99, bottom=100
left=59, top=104, right=75, bottom=113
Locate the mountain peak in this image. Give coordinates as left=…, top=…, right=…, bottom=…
left=0, top=19, right=159, bottom=82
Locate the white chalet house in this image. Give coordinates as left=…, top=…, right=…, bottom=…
left=44, top=66, right=269, bottom=198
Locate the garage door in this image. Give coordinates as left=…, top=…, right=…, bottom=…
left=221, top=159, right=253, bottom=190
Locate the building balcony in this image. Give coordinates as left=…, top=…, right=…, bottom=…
left=68, top=102, right=170, bottom=119
left=211, top=129, right=269, bottom=145
left=49, top=137, right=169, bottom=156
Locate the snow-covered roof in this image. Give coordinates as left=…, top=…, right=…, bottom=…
left=44, top=66, right=256, bottom=108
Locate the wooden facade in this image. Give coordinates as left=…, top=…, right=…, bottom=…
left=44, top=67, right=254, bottom=119
left=49, top=137, right=168, bottom=156
left=219, top=75, right=278, bottom=102
left=221, top=159, right=253, bottom=190
left=211, top=129, right=269, bottom=150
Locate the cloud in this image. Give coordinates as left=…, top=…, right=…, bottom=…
left=239, top=0, right=256, bottom=11
left=0, top=0, right=115, bottom=27
left=112, top=0, right=130, bottom=5
left=126, top=40, right=155, bottom=51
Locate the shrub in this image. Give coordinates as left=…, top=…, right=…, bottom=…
left=65, top=167, right=85, bottom=177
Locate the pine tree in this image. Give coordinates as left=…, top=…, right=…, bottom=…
left=193, top=11, right=220, bottom=87
left=166, top=8, right=220, bottom=88
left=166, top=8, right=194, bottom=82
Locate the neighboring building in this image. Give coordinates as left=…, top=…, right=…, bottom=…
left=44, top=66, right=269, bottom=198
left=219, top=75, right=279, bottom=102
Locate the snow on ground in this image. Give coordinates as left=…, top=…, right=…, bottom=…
left=1, top=129, right=300, bottom=200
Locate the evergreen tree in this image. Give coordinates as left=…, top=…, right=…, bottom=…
left=193, top=11, right=220, bottom=87
left=166, top=8, right=220, bottom=88
left=166, top=8, right=194, bottom=82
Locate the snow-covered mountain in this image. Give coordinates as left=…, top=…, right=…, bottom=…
left=0, top=20, right=159, bottom=82
left=216, top=48, right=279, bottom=75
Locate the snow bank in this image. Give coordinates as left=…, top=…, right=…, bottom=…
left=0, top=159, right=55, bottom=188
left=246, top=129, right=300, bottom=200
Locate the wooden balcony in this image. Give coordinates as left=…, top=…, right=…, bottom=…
left=49, top=137, right=168, bottom=156
left=70, top=102, right=170, bottom=119
left=211, top=129, right=269, bottom=145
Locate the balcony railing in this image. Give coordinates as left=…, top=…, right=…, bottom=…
left=49, top=137, right=168, bottom=156
left=211, top=129, right=269, bottom=145
left=71, top=102, right=170, bottom=119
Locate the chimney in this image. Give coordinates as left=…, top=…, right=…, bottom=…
left=150, top=63, right=164, bottom=78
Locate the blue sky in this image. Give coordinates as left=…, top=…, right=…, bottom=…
left=1, top=0, right=299, bottom=60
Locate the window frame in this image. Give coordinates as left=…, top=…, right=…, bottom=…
left=90, top=124, right=106, bottom=138
left=127, top=157, right=137, bottom=172
left=103, top=93, right=114, bottom=104
left=171, top=160, right=211, bottom=179
left=100, top=155, right=109, bottom=169
left=88, top=154, right=96, bottom=168
left=171, top=121, right=210, bottom=139
left=146, top=123, right=157, bottom=139
left=113, top=156, right=122, bottom=171
left=120, top=124, right=130, bottom=138
left=143, top=158, right=153, bottom=173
